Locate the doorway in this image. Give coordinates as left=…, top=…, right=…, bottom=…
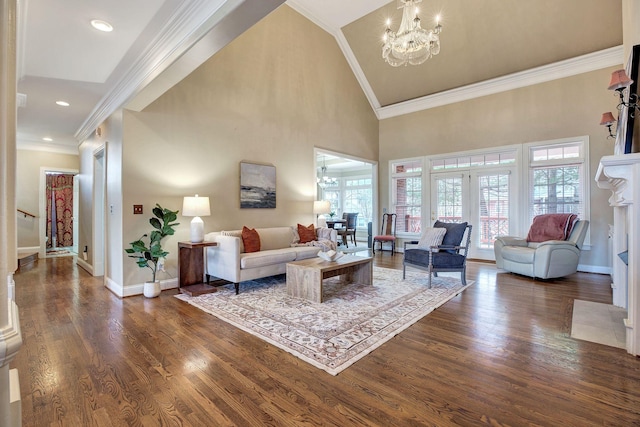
left=39, top=167, right=79, bottom=259
left=314, top=149, right=378, bottom=245
left=430, top=167, right=516, bottom=260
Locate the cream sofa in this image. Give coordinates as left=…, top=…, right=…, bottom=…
left=204, top=226, right=337, bottom=294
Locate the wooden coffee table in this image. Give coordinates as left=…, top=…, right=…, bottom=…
left=286, top=255, right=373, bottom=303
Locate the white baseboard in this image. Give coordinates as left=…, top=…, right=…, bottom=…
left=116, top=278, right=179, bottom=298
left=10, top=369, right=21, bottom=427
left=76, top=258, right=93, bottom=275
left=17, top=246, right=39, bottom=253
left=578, top=264, right=611, bottom=275
left=105, top=276, right=123, bottom=298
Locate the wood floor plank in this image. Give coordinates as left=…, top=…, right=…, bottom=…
left=10, top=255, right=640, bottom=426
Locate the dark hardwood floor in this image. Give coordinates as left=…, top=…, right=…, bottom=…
left=10, top=254, right=640, bottom=426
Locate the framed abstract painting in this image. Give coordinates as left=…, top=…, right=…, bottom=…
left=240, top=162, right=276, bottom=208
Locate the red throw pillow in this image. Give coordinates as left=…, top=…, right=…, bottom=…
left=297, top=223, right=316, bottom=244
left=241, top=226, right=260, bottom=253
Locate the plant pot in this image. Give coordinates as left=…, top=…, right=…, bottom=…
left=143, top=281, right=161, bottom=298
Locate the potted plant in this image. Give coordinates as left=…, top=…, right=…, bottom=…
left=125, top=204, right=179, bottom=298
left=329, top=211, right=336, bottom=219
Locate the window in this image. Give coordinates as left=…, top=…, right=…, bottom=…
left=343, top=177, right=373, bottom=228
left=527, top=139, right=587, bottom=225
left=391, top=159, right=422, bottom=234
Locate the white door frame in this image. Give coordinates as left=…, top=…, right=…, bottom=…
left=93, top=146, right=106, bottom=277
left=38, top=167, right=79, bottom=259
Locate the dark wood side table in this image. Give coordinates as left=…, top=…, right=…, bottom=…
left=178, top=241, right=217, bottom=296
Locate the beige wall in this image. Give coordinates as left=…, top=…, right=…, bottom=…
left=120, top=6, right=379, bottom=287
left=379, top=67, right=619, bottom=268
left=16, top=150, right=79, bottom=248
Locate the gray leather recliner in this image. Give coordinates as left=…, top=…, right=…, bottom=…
left=494, top=220, right=589, bottom=279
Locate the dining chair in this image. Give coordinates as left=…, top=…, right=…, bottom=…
left=337, top=213, right=358, bottom=247
left=372, top=213, right=397, bottom=255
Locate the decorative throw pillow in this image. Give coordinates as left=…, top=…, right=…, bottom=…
left=297, top=223, right=316, bottom=244
left=241, top=226, right=260, bottom=253
left=417, top=227, right=447, bottom=250
left=434, top=220, right=468, bottom=253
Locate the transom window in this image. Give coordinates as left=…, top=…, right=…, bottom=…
left=527, top=139, right=586, bottom=224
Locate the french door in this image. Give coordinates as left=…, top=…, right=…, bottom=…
left=431, top=168, right=516, bottom=260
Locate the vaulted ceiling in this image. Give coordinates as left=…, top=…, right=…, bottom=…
left=16, top=0, right=622, bottom=153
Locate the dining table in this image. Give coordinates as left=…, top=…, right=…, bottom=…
left=325, top=219, right=346, bottom=229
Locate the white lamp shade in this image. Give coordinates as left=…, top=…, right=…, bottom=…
left=183, top=195, right=211, bottom=243
left=182, top=195, right=211, bottom=217
left=313, top=200, right=331, bottom=215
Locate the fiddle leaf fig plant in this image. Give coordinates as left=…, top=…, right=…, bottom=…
left=125, top=204, right=180, bottom=282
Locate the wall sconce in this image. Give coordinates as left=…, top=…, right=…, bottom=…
left=608, top=69, right=639, bottom=118
left=600, top=111, right=617, bottom=139
left=182, top=194, right=211, bottom=243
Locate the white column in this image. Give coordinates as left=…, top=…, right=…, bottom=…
left=611, top=206, right=628, bottom=308
left=1, top=1, right=22, bottom=426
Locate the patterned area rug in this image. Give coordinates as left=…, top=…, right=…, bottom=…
left=175, top=267, right=472, bottom=375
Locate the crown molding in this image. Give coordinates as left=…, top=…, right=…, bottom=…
left=377, top=45, right=624, bottom=120
left=285, top=0, right=335, bottom=34
left=335, top=30, right=381, bottom=115
left=75, top=0, right=252, bottom=143
left=16, top=139, right=79, bottom=155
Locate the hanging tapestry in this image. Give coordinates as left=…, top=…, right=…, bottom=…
left=46, top=173, right=74, bottom=248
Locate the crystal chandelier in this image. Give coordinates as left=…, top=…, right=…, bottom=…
left=317, top=158, right=337, bottom=188
left=382, top=0, right=442, bottom=67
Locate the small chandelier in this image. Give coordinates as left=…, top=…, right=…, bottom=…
left=382, top=0, right=442, bottom=67
left=317, top=158, right=337, bottom=188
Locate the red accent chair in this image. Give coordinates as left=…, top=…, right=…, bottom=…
left=373, top=213, right=397, bottom=255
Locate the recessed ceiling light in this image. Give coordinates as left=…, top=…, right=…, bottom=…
left=56, top=101, right=70, bottom=107
left=91, top=19, right=113, bottom=32
left=43, top=137, right=53, bottom=142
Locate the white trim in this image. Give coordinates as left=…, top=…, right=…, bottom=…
left=105, top=276, right=123, bottom=298
left=10, top=368, right=21, bottom=426
left=377, top=46, right=623, bottom=120
left=107, top=278, right=179, bottom=298
left=286, top=0, right=334, bottom=34
left=578, top=264, right=610, bottom=275
left=522, top=136, right=591, bottom=244
left=75, top=0, right=239, bottom=142
left=17, top=141, right=78, bottom=155
left=335, top=30, right=382, bottom=115
left=0, top=298, right=22, bottom=368
left=17, top=246, right=39, bottom=253
left=76, top=257, right=93, bottom=275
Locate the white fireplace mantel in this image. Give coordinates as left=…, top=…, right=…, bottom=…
left=596, top=152, right=640, bottom=356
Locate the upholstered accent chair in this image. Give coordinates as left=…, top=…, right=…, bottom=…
left=337, top=212, right=358, bottom=247
left=372, top=213, right=397, bottom=255
left=403, top=221, right=472, bottom=288
left=494, top=217, right=589, bottom=279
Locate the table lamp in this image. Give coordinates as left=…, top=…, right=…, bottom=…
left=313, top=200, right=331, bottom=228
left=182, top=195, right=211, bottom=243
